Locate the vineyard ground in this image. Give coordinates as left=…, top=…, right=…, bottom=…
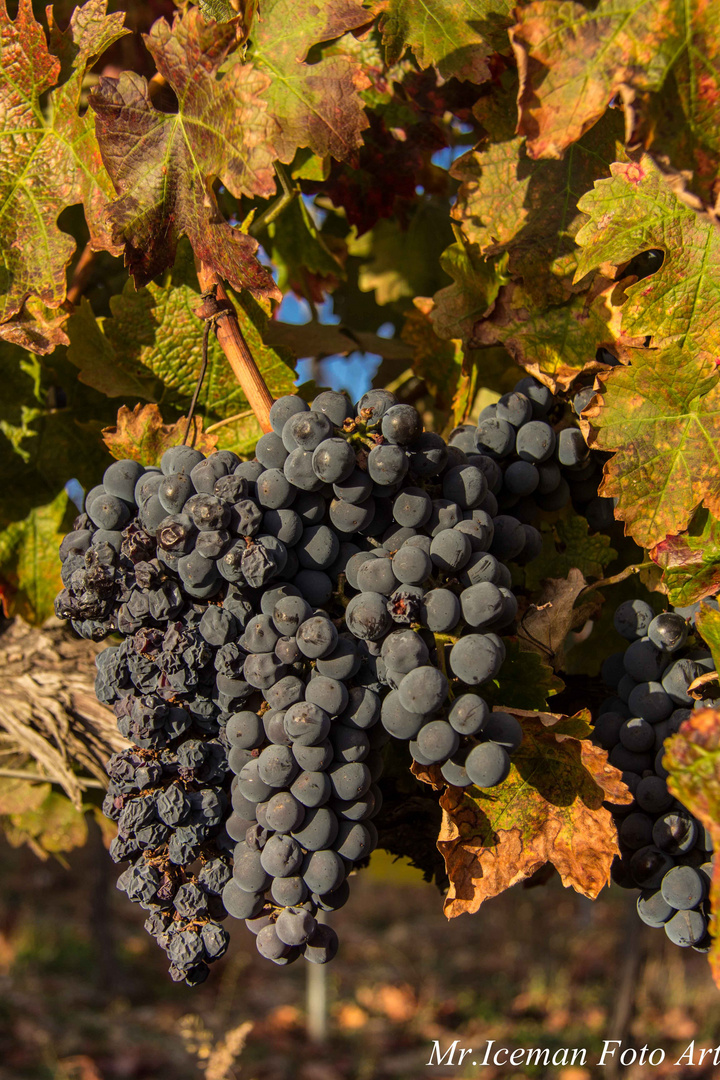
left=0, top=839, right=717, bottom=1080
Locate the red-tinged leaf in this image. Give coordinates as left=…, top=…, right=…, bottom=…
left=575, top=155, right=720, bottom=359
left=0, top=0, right=129, bottom=337
left=378, top=0, right=513, bottom=84
left=414, top=710, right=631, bottom=918
left=247, top=0, right=372, bottom=164
left=102, top=405, right=218, bottom=465
left=651, top=513, right=720, bottom=607
left=664, top=708, right=720, bottom=989
left=0, top=299, right=69, bottom=355
left=89, top=7, right=279, bottom=297
left=451, top=107, right=626, bottom=306
left=511, top=0, right=720, bottom=164
left=471, top=280, right=619, bottom=392
left=586, top=345, right=720, bottom=550
left=320, top=106, right=449, bottom=236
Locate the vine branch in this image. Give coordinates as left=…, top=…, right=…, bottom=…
left=195, top=263, right=275, bottom=434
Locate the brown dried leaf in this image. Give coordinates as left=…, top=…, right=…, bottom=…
left=516, top=568, right=602, bottom=670
left=428, top=710, right=631, bottom=918
left=102, top=404, right=218, bottom=465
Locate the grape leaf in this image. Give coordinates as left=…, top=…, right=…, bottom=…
left=378, top=0, right=513, bottom=83
left=262, top=197, right=344, bottom=298
left=586, top=346, right=720, bottom=550
left=102, top=404, right=218, bottom=465
left=4, top=786, right=89, bottom=858
left=696, top=605, right=720, bottom=673
left=522, top=505, right=618, bottom=592
left=401, top=299, right=483, bottom=428
left=89, top=7, right=279, bottom=297
left=664, top=708, right=720, bottom=989
left=472, top=281, right=618, bottom=392
left=482, top=640, right=564, bottom=710
left=651, top=512, right=720, bottom=607
left=353, top=200, right=455, bottom=307
left=415, top=710, right=631, bottom=918
left=67, top=240, right=297, bottom=427
left=511, top=0, right=720, bottom=164
left=0, top=489, right=74, bottom=622
left=517, top=567, right=603, bottom=671
left=451, top=108, right=626, bottom=306
left=198, top=0, right=238, bottom=21
left=575, top=156, right=720, bottom=360
left=246, top=0, right=372, bottom=164
left=0, top=0, right=129, bottom=343
left=430, top=242, right=506, bottom=342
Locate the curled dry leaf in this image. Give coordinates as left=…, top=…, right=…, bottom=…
left=416, top=710, right=631, bottom=919
left=516, top=567, right=602, bottom=671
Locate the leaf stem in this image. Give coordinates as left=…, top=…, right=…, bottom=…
left=576, top=561, right=654, bottom=601
left=249, top=162, right=297, bottom=236
left=195, top=263, right=275, bottom=433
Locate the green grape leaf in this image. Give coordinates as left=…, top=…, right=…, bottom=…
left=401, top=299, right=483, bottom=427
left=198, top=0, right=238, bottom=21
left=0, top=339, right=123, bottom=624
left=102, top=404, right=218, bottom=464
left=696, top=605, right=720, bottom=673
left=451, top=108, right=626, bottom=306
left=415, top=710, right=631, bottom=918
left=522, top=505, right=618, bottom=593
left=0, top=489, right=74, bottom=622
left=651, top=511, right=720, bottom=607
left=67, top=241, right=296, bottom=429
left=664, top=708, right=720, bottom=990
left=354, top=201, right=455, bottom=307
left=575, top=155, right=720, bottom=359
left=89, top=7, right=279, bottom=297
left=263, top=197, right=344, bottom=297
left=511, top=0, right=720, bottom=164
left=430, top=242, right=506, bottom=342
left=5, top=787, right=89, bottom=858
left=473, top=281, right=618, bottom=392
left=483, top=640, right=564, bottom=710
left=378, top=0, right=513, bottom=84
left=586, top=346, right=720, bottom=550
left=247, top=0, right=372, bottom=163
left=0, top=0, right=129, bottom=345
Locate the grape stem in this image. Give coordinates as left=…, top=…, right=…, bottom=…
left=195, top=262, right=275, bottom=433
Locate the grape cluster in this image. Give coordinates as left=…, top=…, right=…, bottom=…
left=54, top=386, right=552, bottom=980
left=221, top=584, right=385, bottom=966
left=448, top=375, right=614, bottom=533
left=595, top=601, right=715, bottom=950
